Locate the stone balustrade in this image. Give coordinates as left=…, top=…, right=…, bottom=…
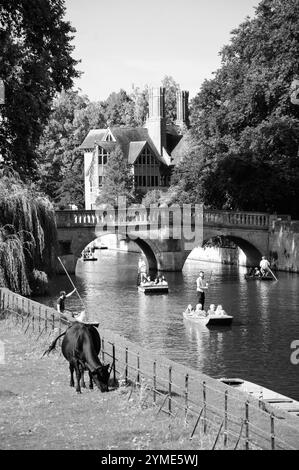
left=56, top=208, right=271, bottom=230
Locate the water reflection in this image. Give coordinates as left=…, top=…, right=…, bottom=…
left=39, top=250, right=299, bottom=400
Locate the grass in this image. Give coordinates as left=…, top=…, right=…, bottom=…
left=0, top=317, right=217, bottom=450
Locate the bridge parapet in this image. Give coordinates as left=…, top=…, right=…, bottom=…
left=56, top=208, right=271, bottom=230
left=203, top=210, right=270, bottom=229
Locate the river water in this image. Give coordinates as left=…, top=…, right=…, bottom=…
left=39, top=250, right=299, bottom=401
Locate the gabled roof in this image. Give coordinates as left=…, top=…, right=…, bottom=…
left=109, top=127, right=168, bottom=165
left=80, top=125, right=184, bottom=167
left=79, top=129, right=107, bottom=150
left=128, top=141, right=147, bottom=164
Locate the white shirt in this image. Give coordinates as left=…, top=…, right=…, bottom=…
left=196, top=277, right=208, bottom=292
left=260, top=259, right=270, bottom=270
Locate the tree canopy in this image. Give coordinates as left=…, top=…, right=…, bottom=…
left=37, top=76, right=181, bottom=208
left=95, top=145, right=134, bottom=207
left=173, top=0, right=299, bottom=216
left=0, top=170, right=57, bottom=295
left=0, top=0, right=79, bottom=178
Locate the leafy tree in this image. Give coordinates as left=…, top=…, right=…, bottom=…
left=131, top=84, right=149, bottom=126
left=0, top=170, right=57, bottom=295
left=95, top=145, right=134, bottom=207
left=104, top=89, right=137, bottom=127
left=162, top=75, right=180, bottom=125
left=0, top=0, right=79, bottom=178
left=142, top=189, right=163, bottom=207
left=37, top=90, right=108, bottom=208
left=174, top=0, right=299, bottom=216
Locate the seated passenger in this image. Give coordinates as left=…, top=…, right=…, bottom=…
left=215, top=305, right=226, bottom=316
left=194, top=303, right=207, bottom=317
left=161, top=275, right=167, bottom=285
left=146, top=276, right=154, bottom=285
left=207, top=304, right=216, bottom=316
left=254, top=267, right=261, bottom=277
left=186, top=304, right=194, bottom=315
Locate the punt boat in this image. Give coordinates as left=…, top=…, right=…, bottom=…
left=219, top=378, right=299, bottom=418
left=244, top=274, right=274, bottom=281
left=183, top=309, right=233, bottom=326
left=138, top=283, right=169, bottom=294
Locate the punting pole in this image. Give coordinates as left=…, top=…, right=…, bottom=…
left=57, top=256, right=85, bottom=307
left=268, top=267, right=278, bottom=281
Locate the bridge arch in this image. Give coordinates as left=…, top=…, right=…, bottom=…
left=128, top=237, right=158, bottom=271
left=182, top=234, right=264, bottom=270
left=58, top=229, right=159, bottom=273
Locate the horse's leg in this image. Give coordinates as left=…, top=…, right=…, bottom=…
left=80, top=365, right=86, bottom=388
left=69, top=363, right=75, bottom=387
left=88, top=371, right=94, bottom=390
left=74, top=362, right=81, bottom=394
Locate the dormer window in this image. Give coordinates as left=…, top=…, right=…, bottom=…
left=105, top=133, right=113, bottom=142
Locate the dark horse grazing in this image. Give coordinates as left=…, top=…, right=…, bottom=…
left=43, top=322, right=110, bottom=394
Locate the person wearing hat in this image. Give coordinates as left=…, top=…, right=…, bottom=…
left=57, top=288, right=77, bottom=316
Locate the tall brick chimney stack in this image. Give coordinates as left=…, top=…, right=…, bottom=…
left=176, top=89, right=189, bottom=131
left=146, top=86, right=166, bottom=156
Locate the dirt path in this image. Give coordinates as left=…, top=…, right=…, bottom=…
left=0, top=319, right=212, bottom=450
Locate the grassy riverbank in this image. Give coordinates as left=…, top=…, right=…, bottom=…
left=0, top=318, right=215, bottom=450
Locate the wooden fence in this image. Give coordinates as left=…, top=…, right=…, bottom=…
left=1, top=287, right=299, bottom=450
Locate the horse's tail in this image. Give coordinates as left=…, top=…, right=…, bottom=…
left=42, top=331, right=67, bottom=357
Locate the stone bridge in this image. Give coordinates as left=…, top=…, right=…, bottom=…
left=56, top=207, right=276, bottom=272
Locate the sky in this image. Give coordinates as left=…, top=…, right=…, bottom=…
left=64, top=0, right=261, bottom=101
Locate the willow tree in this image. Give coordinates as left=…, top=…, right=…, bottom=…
left=0, top=172, right=57, bottom=295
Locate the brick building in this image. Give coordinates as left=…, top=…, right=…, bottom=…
left=80, top=86, right=189, bottom=209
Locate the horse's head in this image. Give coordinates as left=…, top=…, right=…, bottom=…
left=92, top=363, right=110, bottom=392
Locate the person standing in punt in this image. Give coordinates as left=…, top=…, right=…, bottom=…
left=259, top=256, right=271, bottom=277
left=57, top=289, right=76, bottom=317
left=196, top=271, right=209, bottom=310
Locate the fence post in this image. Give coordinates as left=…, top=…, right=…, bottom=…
left=125, top=347, right=128, bottom=384
left=58, top=314, right=62, bottom=345
left=32, top=308, right=35, bottom=333
left=168, top=366, right=172, bottom=415
left=270, top=413, right=275, bottom=450
left=153, top=361, right=157, bottom=404
left=52, top=311, right=55, bottom=330
left=101, top=337, right=105, bottom=362
left=185, top=374, right=189, bottom=420
left=203, top=381, right=207, bottom=433
left=45, top=310, right=48, bottom=332
left=137, top=352, right=140, bottom=385
left=38, top=306, right=41, bottom=333
left=112, top=344, right=116, bottom=384
left=224, top=390, right=228, bottom=447
left=212, top=420, right=224, bottom=450
left=245, top=401, right=249, bottom=450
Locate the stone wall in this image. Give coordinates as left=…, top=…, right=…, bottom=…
left=269, top=219, right=299, bottom=272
